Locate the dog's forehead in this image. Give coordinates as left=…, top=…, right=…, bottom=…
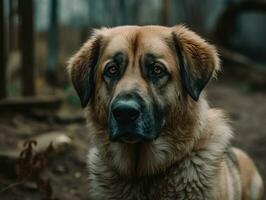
left=100, top=26, right=172, bottom=57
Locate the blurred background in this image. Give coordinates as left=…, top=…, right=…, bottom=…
left=0, top=0, right=266, bottom=199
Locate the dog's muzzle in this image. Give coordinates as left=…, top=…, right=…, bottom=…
left=108, top=93, right=159, bottom=143
left=112, top=100, right=141, bottom=124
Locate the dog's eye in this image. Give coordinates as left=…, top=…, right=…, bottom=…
left=150, top=63, right=166, bottom=76
left=105, top=63, right=119, bottom=77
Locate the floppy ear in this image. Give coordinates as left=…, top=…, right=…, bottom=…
left=67, top=33, right=101, bottom=107
left=172, top=26, right=220, bottom=101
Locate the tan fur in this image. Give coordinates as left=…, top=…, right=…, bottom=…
left=68, top=25, right=264, bottom=199
left=233, top=148, right=264, bottom=200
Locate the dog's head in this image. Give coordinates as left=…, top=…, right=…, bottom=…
left=68, top=25, right=220, bottom=176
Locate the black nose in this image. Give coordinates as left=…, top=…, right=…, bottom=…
left=112, top=100, right=140, bottom=122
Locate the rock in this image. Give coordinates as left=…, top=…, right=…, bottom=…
left=19, top=131, right=72, bottom=153
left=22, top=181, right=38, bottom=190
left=74, top=172, right=81, bottom=179
left=53, top=165, right=68, bottom=174
left=0, top=132, right=72, bottom=178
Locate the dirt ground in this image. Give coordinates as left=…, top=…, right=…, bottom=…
left=0, top=80, right=265, bottom=200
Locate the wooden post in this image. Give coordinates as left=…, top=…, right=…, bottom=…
left=9, top=0, right=16, bottom=52
left=46, top=0, right=59, bottom=86
left=18, top=0, right=35, bottom=96
left=0, top=0, right=7, bottom=99
left=161, top=0, right=171, bottom=26
left=119, top=0, right=127, bottom=25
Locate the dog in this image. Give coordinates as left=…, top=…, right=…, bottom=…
left=67, top=25, right=264, bottom=199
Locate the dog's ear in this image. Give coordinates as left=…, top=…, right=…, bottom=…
left=172, top=26, right=220, bottom=101
left=67, top=33, right=101, bottom=107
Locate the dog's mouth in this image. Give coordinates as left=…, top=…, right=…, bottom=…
left=108, top=110, right=162, bottom=143
left=120, top=134, right=141, bottom=144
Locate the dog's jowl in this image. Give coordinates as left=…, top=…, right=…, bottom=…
left=68, top=25, right=264, bottom=200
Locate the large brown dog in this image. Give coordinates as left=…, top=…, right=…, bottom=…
left=68, top=25, right=264, bottom=199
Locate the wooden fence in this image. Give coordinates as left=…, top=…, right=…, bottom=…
left=0, top=0, right=61, bottom=112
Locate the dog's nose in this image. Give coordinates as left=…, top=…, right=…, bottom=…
left=112, top=100, right=140, bottom=122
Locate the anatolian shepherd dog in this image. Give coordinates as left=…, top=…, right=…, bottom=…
left=68, top=25, right=264, bottom=199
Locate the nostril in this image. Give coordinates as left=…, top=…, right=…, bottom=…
left=112, top=102, right=140, bottom=122
left=128, top=108, right=140, bottom=119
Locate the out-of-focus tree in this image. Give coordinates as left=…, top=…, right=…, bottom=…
left=0, top=0, right=7, bottom=99
left=46, top=0, right=59, bottom=86
left=9, top=0, right=17, bottom=52
left=161, top=0, right=170, bottom=25
left=18, top=0, right=35, bottom=96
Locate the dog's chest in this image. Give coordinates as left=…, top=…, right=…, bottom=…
left=88, top=153, right=216, bottom=200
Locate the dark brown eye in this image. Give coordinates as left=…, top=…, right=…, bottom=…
left=108, top=66, right=118, bottom=74
left=151, top=63, right=165, bottom=76
left=105, top=63, right=119, bottom=76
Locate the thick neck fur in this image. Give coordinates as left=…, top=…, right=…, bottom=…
left=86, top=98, right=232, bottom=199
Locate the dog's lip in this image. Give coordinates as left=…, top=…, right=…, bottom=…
left=121, top=138, right=140, bottom=144
left=120, top=134, right=141, bottom=144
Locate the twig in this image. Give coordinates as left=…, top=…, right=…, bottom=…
left=0, top=181, right=24, bottom=193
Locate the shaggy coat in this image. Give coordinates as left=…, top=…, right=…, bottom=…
left=68, top=25, right=264, bottom=200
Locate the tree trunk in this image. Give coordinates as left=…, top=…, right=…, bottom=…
left=18, top=0, right=35, bottom=96
left=161, top=0, right=171, bottom=26
left=9, top=0, right=16, bottom=52
left=46, top=0, right=59, bottom=86
left=0, top=0, right=7, bottom=99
